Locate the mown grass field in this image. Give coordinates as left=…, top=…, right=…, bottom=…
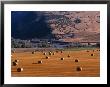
left=11, top=48, right=100, bottom=77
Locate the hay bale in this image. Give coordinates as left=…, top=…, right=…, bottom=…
left=75, top=59, right=79, bottom=62
left=76, top=66, right=82, bottom=71
left=38, top=60, right=42, bottom=64
left=32, top=51, right=35, bottom=54
left=43, top=52, right=46, bottom=55
left=86, top=50, right=89, bottom=52
left=17, top=68, right=23, bottom=72
left=49, top=52, right=52, bottom=55
left=91, top=54, right=94, bottom=56
left=56, top=51, right=58, bottom=53
left=15, top=59, right=19, bottom=62
left=61, top=58, right=64, bottom=60
left=46, top=56, right=49, bottom=59
left=52, top=53, right=55, bottom=55
left=12, top=50, right=15, bottom=53
left=12, top=62, right=18, bottom=66
left=67, top=55, right=70, bottom=57
left=49, top=53, right=51, bottom=55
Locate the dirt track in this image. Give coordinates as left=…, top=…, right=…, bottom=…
left=11, top=48, right=100, bottom=77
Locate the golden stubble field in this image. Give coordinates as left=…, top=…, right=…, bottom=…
left=11, top=48, right=100, bottom=77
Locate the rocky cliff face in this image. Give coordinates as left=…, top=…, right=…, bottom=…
left=11, top=11, right=100, bottom=42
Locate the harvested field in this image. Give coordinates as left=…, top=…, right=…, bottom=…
left=11, top=48, right=100, bottom=77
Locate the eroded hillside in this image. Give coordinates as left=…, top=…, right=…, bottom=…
left=44, top=11, right=100, bottom=42
left=12, top=11, right=100, bottom=42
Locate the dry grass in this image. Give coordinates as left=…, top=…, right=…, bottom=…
left=11, top=48, right=100, bottom=77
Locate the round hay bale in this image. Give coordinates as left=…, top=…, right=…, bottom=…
left=43, top=53, right=46, bottom=55
left=86, top=50, right=89, bottom=52
left=56, top=51, right=58, bottom=53
left=67, top=55, right=70, bottom=57
left=52, top=53, right=55, bottom=55
left=12, top=62, right=18, bottom=66
left=49, top=53, right=51, bottom=55
left=76, top=66, right=82, bottom=71
left=15, top=59, right=19, bottom=62
left=46, top=56, right=49, bottom=59
left=12, top=50, right=15, bottom=53
left=75, top=59, right=79, bottom=62
left=17, top=68, right=23, bottom=72
left=61, top=58, right=64, bottom=60
left=49, top=51, right=51, bottom=53
left=38, top=60, right=42, bottom=64
left=49, top=52, right=52, bottom=55
left=91, top=54, right=94, bottom=56
left=32, top=51, right=35, bottom=54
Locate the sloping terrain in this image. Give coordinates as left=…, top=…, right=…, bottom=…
left=44, top=11, right=100, bottom=42
left=11, top=11, right=100, bottom=42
